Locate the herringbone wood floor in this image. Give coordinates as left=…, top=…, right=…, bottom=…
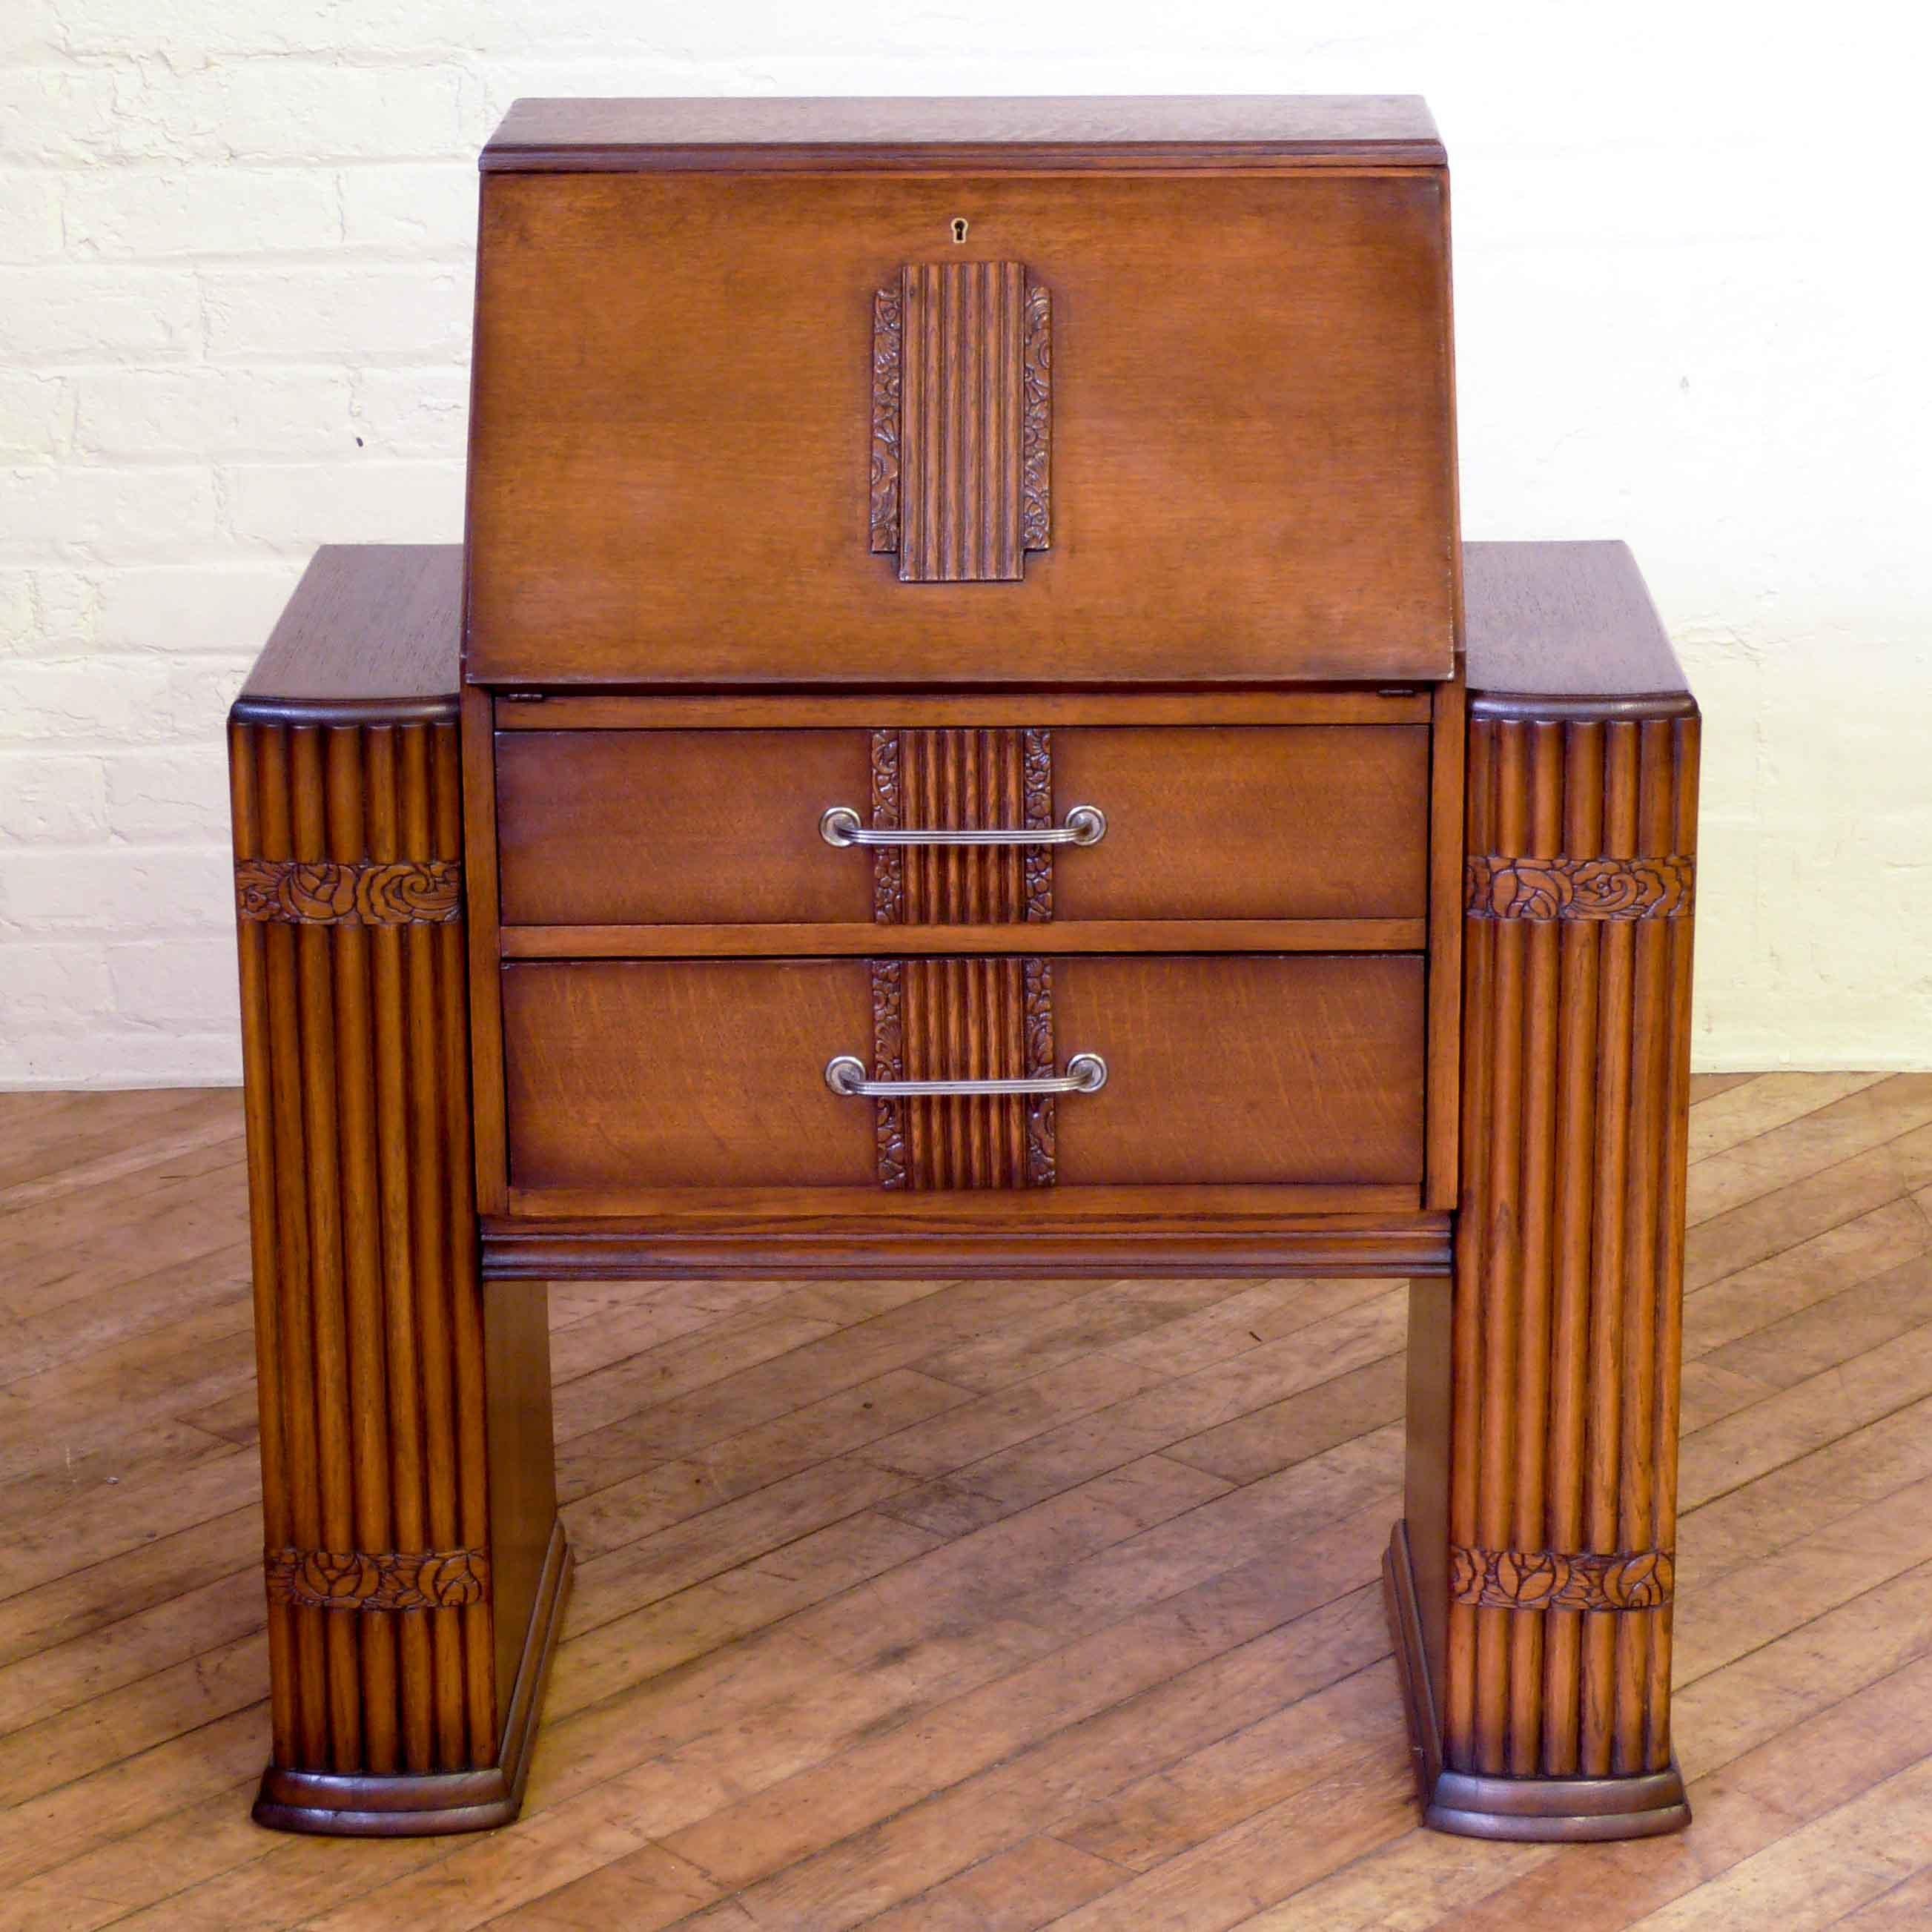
left=1, top=1075, right=1931, bottom=1928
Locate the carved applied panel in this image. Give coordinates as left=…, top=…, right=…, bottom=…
left=870, top=955, right=1056, bottom=1191
left=870, top=261, right=1051, bottom=581
left=870, top=727, right=1053, bottom=924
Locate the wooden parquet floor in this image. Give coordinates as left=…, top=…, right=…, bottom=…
left=1, top=1074, right=1931, bottom=1928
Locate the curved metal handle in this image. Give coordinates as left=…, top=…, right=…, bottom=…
left=825, top=1053, right=1108, bottom=1098
left=820, top=805, right=1105, bottom=849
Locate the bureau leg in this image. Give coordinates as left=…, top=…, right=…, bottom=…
left=1388, top=694, right=1699, bottom=1841
left=231, top=704, right=569, bottom=1836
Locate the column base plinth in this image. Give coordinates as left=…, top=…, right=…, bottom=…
left=1383, top=1521, right=1690, bottom=1843
left=253, top=1521, right=571, bottom=1839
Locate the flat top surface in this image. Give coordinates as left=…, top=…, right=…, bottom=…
left=236, top=540, right=1689, bottom=707
left=237, top=543, right=462, bottom=711
left=1464, top=540, right=1690, bottom=698
left=483, top=96, right=1443, bottom=168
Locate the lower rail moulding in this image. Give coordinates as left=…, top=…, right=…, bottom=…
left=480, top=1212, right=1455, bottom=1280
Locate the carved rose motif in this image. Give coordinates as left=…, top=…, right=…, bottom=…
left=1449, top=1544, right=1675, bottom=1612
left=265, top=1545, right=491, bottom=1612
left=1466, top=856, right=1693, bottom=923
left=1601, top=1550, right=1673, bottom=1609
left=235, top=859, right=460, bottom=927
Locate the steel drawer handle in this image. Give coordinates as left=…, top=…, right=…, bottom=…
left=819, top=804, right=1105, bottom=849
left=825, top=1053, right=1108, bottom=1098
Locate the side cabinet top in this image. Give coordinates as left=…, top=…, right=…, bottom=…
left=463, top=96, right=1460, bottom=691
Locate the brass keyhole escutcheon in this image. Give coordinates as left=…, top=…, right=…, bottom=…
left=950, top=216, right=969, bottom=243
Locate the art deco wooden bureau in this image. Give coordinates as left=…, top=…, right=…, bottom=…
left=228, top=98, right=1699, bottom=1845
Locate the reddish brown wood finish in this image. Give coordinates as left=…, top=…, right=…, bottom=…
left=1386, top=540, right=1698, bottom=1843
left=234, top=180, right=1698, bottom=1849
left=872, top=261, right=1050, bottom=580
left=463, top=162, right=1458, bottom=687
left=496, top=919, right=1429, bottom=959
left=483, top=1210, right=1450, bottom=1280
left=229, top=555, right=568, bottom=1836
left=492, top=724, right=1429, bottom=929
left=481, top=95, right=1446, bottom=172
left=498, top=953, right=1424, bottom=1199
left=491, top=690, right=1436, bottom=728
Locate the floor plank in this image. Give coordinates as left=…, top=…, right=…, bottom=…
left=0, top=1080, right=1925, bottom=1931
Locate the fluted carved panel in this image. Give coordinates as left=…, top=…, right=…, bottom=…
left=231, top=709, right=495, bottom=1779
left=1446, top=704, right=1698, bottom=1784
left=870, top=727, right=1053, bottom=924
left=869, top=955, right=1054, bottom=1189
left=872, top=262, right=1051, bottom=581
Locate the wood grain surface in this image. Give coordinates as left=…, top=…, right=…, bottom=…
left=492, top=724, right=1428, bottom=928
left=500, top=953, right=1425, bottom=1197
left=236, top=545, right=461, bottom=719
left=228, top=690, right=563, bottom=1832
left=481, top=94, right=1446, bottom=170
left=1464, top=540, right=1691, bottom=704
left=464, top=168, right=1456, bottom=687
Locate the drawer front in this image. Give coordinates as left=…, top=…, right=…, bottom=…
left=466, top=170, right=1455, bottom=688
left=495, top=725, right=1429, bottom=927
left=502, top=953, right=1423, bottom=1195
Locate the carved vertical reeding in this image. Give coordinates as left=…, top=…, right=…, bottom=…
left=232, top=707, right=497, bottom=1781
left=876, top=262, right=1049, bottom=581
left=872, top=727, right=1052, bottom=926
left=867, top=954, right=1054, bottom=1190
left=1440, top=698, right=1698, bottom=1792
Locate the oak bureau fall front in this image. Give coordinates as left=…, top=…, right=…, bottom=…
left=229, top=97, right=1700, bottom=1846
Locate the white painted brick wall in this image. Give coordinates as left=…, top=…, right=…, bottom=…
left=1, top=4, right=1928, bottom=1085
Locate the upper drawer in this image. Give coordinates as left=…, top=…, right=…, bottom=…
left=494, top=724, right=1429, bottom=927
left=465, top=167, right=1456, bottom=688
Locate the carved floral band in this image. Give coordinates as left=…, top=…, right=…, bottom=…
left=1449, top=1544, right=1674, bottom=1612
left=236, top=858, right=461, bottom=927
left=1466, top=855, right=1694, bottom=922
left=265, top=1546, right=491, bottom=1612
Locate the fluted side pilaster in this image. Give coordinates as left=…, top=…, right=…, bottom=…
left=1444, top=701, right=1698, bottom=1784
left=230, top=707, right=495, bottom=1779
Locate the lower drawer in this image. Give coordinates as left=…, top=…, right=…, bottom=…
left=500, top=954, right=1423, bottom=1195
